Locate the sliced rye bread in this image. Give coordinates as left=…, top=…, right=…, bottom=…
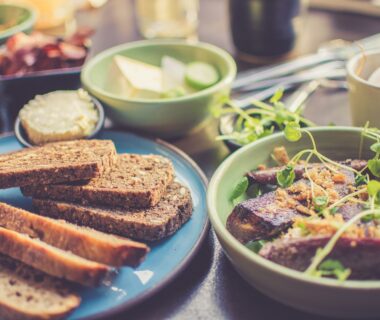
left=23, top=154, right=174, bottom=209
left=0, top=254, right=80, bottom=320
left=0, top=202, right=149, bottom=267
left=0, top=139, right=116, bottom=189
left=33, top=182, right=193, bottom=241
left=0, top=227, right=110, bottom=286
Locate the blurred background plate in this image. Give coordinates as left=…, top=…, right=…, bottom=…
left=0, top=3, right=36, bottom=44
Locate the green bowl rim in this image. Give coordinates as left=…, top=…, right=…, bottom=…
left=208, top=126, right=380, bottom=290
left=0, top=3, right=37, bottom=40
left=80, top=39, right=237, bottom=104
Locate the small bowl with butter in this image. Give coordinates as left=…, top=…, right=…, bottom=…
left=15, top=89, right=105, bottom=147
left=81, top=40, right=236, bottom=138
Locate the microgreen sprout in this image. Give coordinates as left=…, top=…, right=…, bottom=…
left=315, top=259, right=351, bottom=281
left=313, top=196, right=329, bottom=213
left=276, top=165, right=296, bottom=188
left=216, top=89, right=315, bottom=146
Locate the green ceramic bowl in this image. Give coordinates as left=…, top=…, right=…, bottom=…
left=0, top=4, right=36, bottom=44
left=208, top=126, right=380, bottom=319
left=81, top=40, right=236, bottom=138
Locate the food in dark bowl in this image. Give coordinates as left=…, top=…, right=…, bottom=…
left=227, top=124, right=380, bottom=281
left=0, top=29, right=92, bottom=78
left=0, top=29, right=93, bottom=130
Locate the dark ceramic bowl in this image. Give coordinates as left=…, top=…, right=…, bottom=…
left=14, top=94, right=105, bottom=147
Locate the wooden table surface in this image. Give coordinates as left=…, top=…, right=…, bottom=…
left=76, top=1, right=380, bottom=319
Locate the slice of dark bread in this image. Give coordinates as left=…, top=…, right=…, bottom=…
left=0, top=202, right=149, bottom=267
left=0, top=139, right=116, bottom=189
left=0, top=254, right=80, bottom=320
left=33, top=182, right=193, bottom=241
left=0, top=227, right=110, bottom=286
left=23, top=154, right=174, bottom=209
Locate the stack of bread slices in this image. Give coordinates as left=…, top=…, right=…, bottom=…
left=0, top=139, right=193, bottom=320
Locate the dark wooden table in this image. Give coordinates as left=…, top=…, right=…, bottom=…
left=75, top=1, right=380, bottom=319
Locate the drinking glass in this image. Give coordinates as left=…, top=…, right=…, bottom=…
left=229, top=0, right=308, bottom=63
left=135, top=0, right=199, bottom=40
left=20, top=0, right=75, bottom=35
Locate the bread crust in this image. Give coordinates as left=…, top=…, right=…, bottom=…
left=22, top=154, right=174, bottom=209
left=0, top=254, right=80, bottom=320
left=0, top=203, right=149, bottom=267
left=0, top=139, right=117, bottom=189
left=0, top=227, right=110, bottom=286
left=33, top=182, right=193, bottom=241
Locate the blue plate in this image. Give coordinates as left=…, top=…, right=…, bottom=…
left=0, top=131, right=208, bottom=320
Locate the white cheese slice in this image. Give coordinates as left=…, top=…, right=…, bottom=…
left=162, top=55, right=186, bottom=91
left=110, top=55, right=163, bottom=99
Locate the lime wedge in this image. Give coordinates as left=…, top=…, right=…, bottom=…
left=185, top=62, right=219, bottom=90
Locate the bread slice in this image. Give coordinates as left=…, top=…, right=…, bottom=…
left=0, top=139, right=116, bottom=189
left=23, top=154, right=174, bottom=209
left=0, top=202, right=149, bottom=267
left=33, top=182, right=193, bottom=241
left=0, top=227, right=110, bottom=286
left=0, top=254, right=80, bottom=320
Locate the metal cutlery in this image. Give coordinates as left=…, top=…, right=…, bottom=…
left=232, top=33, right=380, bottom=91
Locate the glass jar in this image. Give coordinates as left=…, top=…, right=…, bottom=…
left=229, top=0, right=308, bottom=63
left=136, top=0, right=199, bottom=40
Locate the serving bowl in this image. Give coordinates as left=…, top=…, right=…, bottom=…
left=14, top=94, right=105, bottom=148
left=81, top=40, right=236, bottom=138
left=0, top=3, right=36, bottom=44
left=208, top=126, right=380, bottom=319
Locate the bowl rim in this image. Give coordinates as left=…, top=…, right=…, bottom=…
left=208, top=126, right=380, bottom=290
left=0, top=3, right=37, bottom=41
left=14, top=91, right=105, bottom=148
left=80, top=39, right=237, bottom=104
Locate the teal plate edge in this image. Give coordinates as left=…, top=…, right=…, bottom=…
left=0, top=131, right=209, bottom=320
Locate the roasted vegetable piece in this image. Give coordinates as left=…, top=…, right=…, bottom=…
left=259, top=236, right=380, bottom=280
left=247, top=160, right=367, bottom=186
left=227, top=191, right=303, bottom=243
left=228, top=163, right=363, bottom=244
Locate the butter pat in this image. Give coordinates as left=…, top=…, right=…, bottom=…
left=109, top=55, right=163, bottom=99
left=19, top=89, right=99, bottom=145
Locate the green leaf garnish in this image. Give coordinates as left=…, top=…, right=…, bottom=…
left=313, top=196, right=329, bottom=212
left=284, top=122, right=302, bottom=142
left=317, top=259, right=351, bottom=281
left=367, top=180, right=380, bottom=197
left=230, top=177, right=249, bottom=202
left=370, top=142, right=380, bottom=154
left=355, top=174, right=368, bottom=186
left=276, top=165, right=296, bottom=188
left=269, top=88, right=284, bottom=104
left=368, top=159, right=380, bottom=177
left=245, top=240, right=267, bottom=253
left=361, top=213, right=380, bottom=223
